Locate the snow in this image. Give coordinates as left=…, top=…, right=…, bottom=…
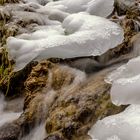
left=7, top=13, right=124, bottom=71
left=89, top=105, right=140, bottom=140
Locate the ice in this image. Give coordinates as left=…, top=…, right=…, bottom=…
left=88, top=105, right=140, bottom=140
left=87, top=0, right=114, bottom=17
left=111, top=75, right=140, bottom=105
left=103, top=34, right=140, bottom=105
left=34, top=0, right=114, bottom=22
left=12, top=11, right=60, bottom=25
left=109, top=61, right=140, bottom=105
left=105, top=56, right=140, bottom=105
left=17, top=25, right=64, bottom=40
left=7, top=13, right=124, bottom=71
left=44, top=0, right=114, bottom=17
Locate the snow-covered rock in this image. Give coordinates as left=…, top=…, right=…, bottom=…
left=7, top=13, right=124, bottom=71
left=89, top=105, right=140, bottom=140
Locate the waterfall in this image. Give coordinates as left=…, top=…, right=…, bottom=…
left=21, top=124, right=46, bottom=140
left=0, top=93, right=21, bottom=128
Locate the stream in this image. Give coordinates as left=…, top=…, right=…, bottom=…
left=0, top=0, right=139, bottom=140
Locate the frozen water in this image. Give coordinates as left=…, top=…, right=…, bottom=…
left=44, top=0, right=114, bottom=17
left=106, top=56, right=140, bottom=105
left=89, top=105, right=140, bottom=140
left=31, top=0, right=114, bottom=23
left=87, top=0, right=114, bottom=17
left=7, top=13, right=124, bottom=71
left=104, top=34, right=140, bottom=105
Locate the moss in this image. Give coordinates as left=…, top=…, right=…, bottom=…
left=45, top=73, right=126, bottom=140
left=0, top=0, right=19, bottom=5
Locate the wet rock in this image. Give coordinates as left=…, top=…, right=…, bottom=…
left=45, top=66, right=126, bottom=139
left=15, top=61, right=81, bottom=137
left=0, top=122, right=21, bottom=140
left=24, top=60, right=80, bottom=110
left=44, top=133, right=65, bottom=140
left=114, top=0, right=138, bottom=16
left=0, top=61, right=37, bottom=97
left=0, top=61, right=127, bottom=140
left=0, top=0, right=19, bottom=5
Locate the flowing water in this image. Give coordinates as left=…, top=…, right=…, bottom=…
left=0, top=93, right=22, bottom=128
left=0, top=0, right=139, bottom=139
left=21, top=124, right=46, bottom=140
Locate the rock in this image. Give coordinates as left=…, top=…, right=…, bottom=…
left=0, top=122, right=21, bottom=140
left=0, top=0, right=19, bottom=5
left=114, top=0, right=138, bottom=16
left=44, top=133, right=65, bottom=140
left=0, top=60, right=127, bottom=140
left=0, top=61, right=37, bottom=97
left=45, top=65, right=126, bottom=139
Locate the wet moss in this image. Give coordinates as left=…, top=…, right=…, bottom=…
left=0, top=0, right=19, bottom=5
left=45, top=70, right=126, bottom=140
